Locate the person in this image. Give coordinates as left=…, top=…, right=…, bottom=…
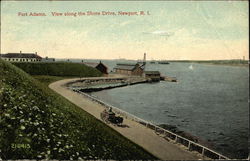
left=108, top=107, right=115, bottom=119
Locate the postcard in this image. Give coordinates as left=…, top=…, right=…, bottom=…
left=0, top=1, right=248, bottom=160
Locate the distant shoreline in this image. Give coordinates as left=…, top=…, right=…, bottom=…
left=194, top=62, right=249, bottom=67
left=167, top=60, right=248, bottom=67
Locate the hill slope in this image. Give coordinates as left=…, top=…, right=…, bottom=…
left=0, top=59, right=156, bottom=160
left=12, top=62, right=102, bottom=77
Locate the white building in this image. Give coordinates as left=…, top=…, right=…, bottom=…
left=0, top=51, right=42, bottom=62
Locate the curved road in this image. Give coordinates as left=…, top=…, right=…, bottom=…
left=49, top=78, right=203, bottom=160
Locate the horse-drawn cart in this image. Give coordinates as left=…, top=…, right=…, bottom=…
left=100, top=108, right=123, bottom=125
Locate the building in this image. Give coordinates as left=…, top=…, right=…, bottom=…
left=83, top=61, right=108, bottom=74
left=0, top=51, right=42, bottom=62
left=113, top=63, right=144, bottom=76
left=143, top=71, right=161, bottom=81
left=41, top=56, right=55, bottom=62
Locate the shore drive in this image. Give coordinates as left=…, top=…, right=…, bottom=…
left=49, top=78, right=203, bottom=160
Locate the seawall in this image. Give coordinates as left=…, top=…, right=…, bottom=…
left=67, top=76, right=148, bottom=92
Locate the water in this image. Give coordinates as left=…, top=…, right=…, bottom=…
left=90, top=62, right=249, bottom=159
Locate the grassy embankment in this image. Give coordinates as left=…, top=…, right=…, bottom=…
left=0, top=60, right=156, bottom=160
left=12, top=62, right=102, bottom=77
left=168, top=60, right=248, bottom=67
left=32, top=75, right=72, bottom=86
left=11, top=62, right=103, bottom=86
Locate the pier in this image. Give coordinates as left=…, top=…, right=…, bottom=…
left=67, top=76, right=148, bottom=92
left=66, top=74, right=177, bottom=93
left=161, top=76, right=178, bottom=82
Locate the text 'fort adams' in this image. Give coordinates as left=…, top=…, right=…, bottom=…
left=18, top=11, right=150, bottom=17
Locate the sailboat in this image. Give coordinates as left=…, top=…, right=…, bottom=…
left=189, top=64, right=193, bottom=70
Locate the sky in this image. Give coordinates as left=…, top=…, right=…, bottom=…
left=1, top=1, right=249, bottom=60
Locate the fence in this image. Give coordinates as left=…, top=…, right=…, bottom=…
left=73, top=88, right=230, bottom=160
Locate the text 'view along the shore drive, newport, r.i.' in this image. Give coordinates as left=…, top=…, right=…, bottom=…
left=18, top=11, right=151, bottom=17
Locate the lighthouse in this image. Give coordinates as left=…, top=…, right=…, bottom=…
left=143, top=53, right=146, bottom=65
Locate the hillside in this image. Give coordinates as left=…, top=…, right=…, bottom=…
left=0, top=59, right=156, bottom=160
left=12, top=62, right=102, bottom=77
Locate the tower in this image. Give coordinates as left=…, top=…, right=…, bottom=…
left=143, top=53, right=146, bottom=65
left=140, top=53, right=146, bottom=71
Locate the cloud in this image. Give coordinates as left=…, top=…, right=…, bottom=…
left=143, top=30, right=175, bottom=38
left=119, top=20, right=133, bottom=27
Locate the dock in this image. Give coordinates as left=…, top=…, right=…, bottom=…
left=161, top=76, right=178, bottom=82
left=67, top=76, right=147, bottom=92
left=66, top=73, right=178, bottom=93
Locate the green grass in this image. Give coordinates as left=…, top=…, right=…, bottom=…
left=0, top=59, right=157, bottom=160
left=32, top=75, right=74, bottom=86
left=11, top=62, right=102, bottom=77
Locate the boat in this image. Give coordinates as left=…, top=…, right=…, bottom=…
left=158, top=61, right=169, bottom=64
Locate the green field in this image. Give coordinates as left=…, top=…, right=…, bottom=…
left=0, top=59, right=156, bottom=160
left=12, top=62, right=102, bottom=77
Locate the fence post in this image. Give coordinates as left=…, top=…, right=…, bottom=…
left=188, top=142, right=191, bottom=150
left=202, top=148, right=205, bottom=156
left=175, top=135, right=178, bottom=143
